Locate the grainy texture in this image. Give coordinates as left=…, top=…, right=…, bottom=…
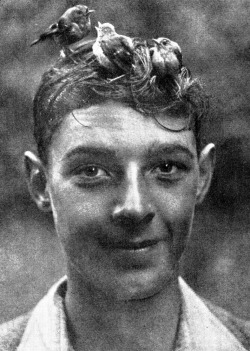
left=0, top=0, right=250, bottom=323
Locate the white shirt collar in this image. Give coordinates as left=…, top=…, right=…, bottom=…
left=176, top=278, right=247, bottom=350
left=17, top=276, right=247, bottom=351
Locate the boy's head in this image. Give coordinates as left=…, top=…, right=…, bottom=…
left=25, top=35, right=215, bottom=300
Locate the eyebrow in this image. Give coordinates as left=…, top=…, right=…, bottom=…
left=146, top=142, right=195, bottom=160
left=62, top=142, right=195, bottom=162
left=62, top=146, right=117, bottom=162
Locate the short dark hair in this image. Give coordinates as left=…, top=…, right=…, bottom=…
left=33, top=44, right=209, bottom=164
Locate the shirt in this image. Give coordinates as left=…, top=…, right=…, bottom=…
left=0, top=276, right=249, bottom=351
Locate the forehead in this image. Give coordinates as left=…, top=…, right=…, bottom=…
left=49, top=101, right=197, bottom=162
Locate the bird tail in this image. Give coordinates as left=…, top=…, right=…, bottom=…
left=30, top=23, right=59, bottom=47
left=30, top=38, right=41, bottom=47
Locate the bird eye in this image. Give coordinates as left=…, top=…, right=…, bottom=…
left=50, top=23, right=57, bottom=30
left=162, top=40, right=168, bottom=46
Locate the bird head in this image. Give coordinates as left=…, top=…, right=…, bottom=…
left=63, top=5, right=94, bottom=21
left=153, top=37, right=182, bottom=54
left=152, top=37, right=171, bottom=48
left=95, top=22, right=116, bottom=38
left=75, top=5, right=95, bottom=17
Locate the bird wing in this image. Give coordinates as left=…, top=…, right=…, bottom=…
left=101, top=36, right=134, bottom=73
left=69, top=38, right=96, bottom=53
left=56, top=22, right=86, bottom=46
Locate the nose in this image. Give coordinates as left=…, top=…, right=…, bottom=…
left=111, top=162, right=155, bottom=227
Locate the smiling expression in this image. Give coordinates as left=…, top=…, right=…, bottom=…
left=45, top=101, right=200, bottom=300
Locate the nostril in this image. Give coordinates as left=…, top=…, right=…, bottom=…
left=114, top=216, right=135, bottom=227
left=144, top=212, right=155, bottom=225
left=111, top=209, right=155, bottom=227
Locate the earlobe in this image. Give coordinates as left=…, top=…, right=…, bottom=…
left=196, top=143, right=216, bottom=204
left=24, top=151, right=52, bottom=212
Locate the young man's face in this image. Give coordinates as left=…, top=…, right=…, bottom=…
left=34, top=101, right=213, bottom=300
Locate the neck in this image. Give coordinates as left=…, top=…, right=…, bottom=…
left=64, top=269, right=181, bottom=351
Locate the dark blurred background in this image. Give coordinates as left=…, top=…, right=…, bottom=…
left=0, top=0, right=250, bottom=323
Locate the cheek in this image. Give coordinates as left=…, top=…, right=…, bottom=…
left=49, top=182, right=110, bottom=243
left=152, top=176, right=198, bottom=258
left=171, top=181, right=198, bottom=259
left=153, top=173, right=198, bottom=218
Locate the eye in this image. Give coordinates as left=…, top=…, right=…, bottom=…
left=162, top=39, right=168, bottom=46
left=151, top=161, right=188, bottom=182
left=71, top=164, right=111, bottom=187
left=74, top=165, right=108, bottom=178
left=155, top=163, right=177, bottom=174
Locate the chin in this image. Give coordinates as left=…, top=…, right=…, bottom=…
left=113, top=267, right=179, bottom=301
left=67, top=256, right=179, bottom=302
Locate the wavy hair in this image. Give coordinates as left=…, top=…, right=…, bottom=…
left=33, top=41, right=209, bottom=164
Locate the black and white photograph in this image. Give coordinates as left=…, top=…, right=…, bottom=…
left=0, top=0, right=250, bottom=350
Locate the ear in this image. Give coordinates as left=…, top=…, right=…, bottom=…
left=24, top=151, right=52, bottom=212
left=196, top=143, right=216, bottom=204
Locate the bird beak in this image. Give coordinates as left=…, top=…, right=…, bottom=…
left=152, top=38, right=160, bottom=47
left=87, top=9, right=95, bottom=15
left=95, top=26, right=100, bottom=33
left=98, top=21, right=102, bottom=27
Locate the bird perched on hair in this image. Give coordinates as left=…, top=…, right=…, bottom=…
left=92, top=22, right=134, bottom=74
left=150, top=37, right=182, bottom=81
left=31, top=5, right=95, bottom=48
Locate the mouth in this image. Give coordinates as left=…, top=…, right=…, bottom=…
left=100, top=239, right=160, bottom=250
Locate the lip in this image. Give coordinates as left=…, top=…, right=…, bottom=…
left=100, top=239, right=160, bottom=250
left=99, top=238, right=164, bottom=269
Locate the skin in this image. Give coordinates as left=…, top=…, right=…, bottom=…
left=25, top=101, right=215, bottom=351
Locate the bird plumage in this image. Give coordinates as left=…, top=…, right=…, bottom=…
left=31, top=5, right=94, bottom=47
left=92, top=22, right=134, bottom=73
left=150, top=37, right=182, bottom=79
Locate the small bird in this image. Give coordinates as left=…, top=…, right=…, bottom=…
left=92, top=22, right=134, bottom=74
left=150, top=37, right=182, bottom=80
left=31, top=5, right=95, bottom=48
